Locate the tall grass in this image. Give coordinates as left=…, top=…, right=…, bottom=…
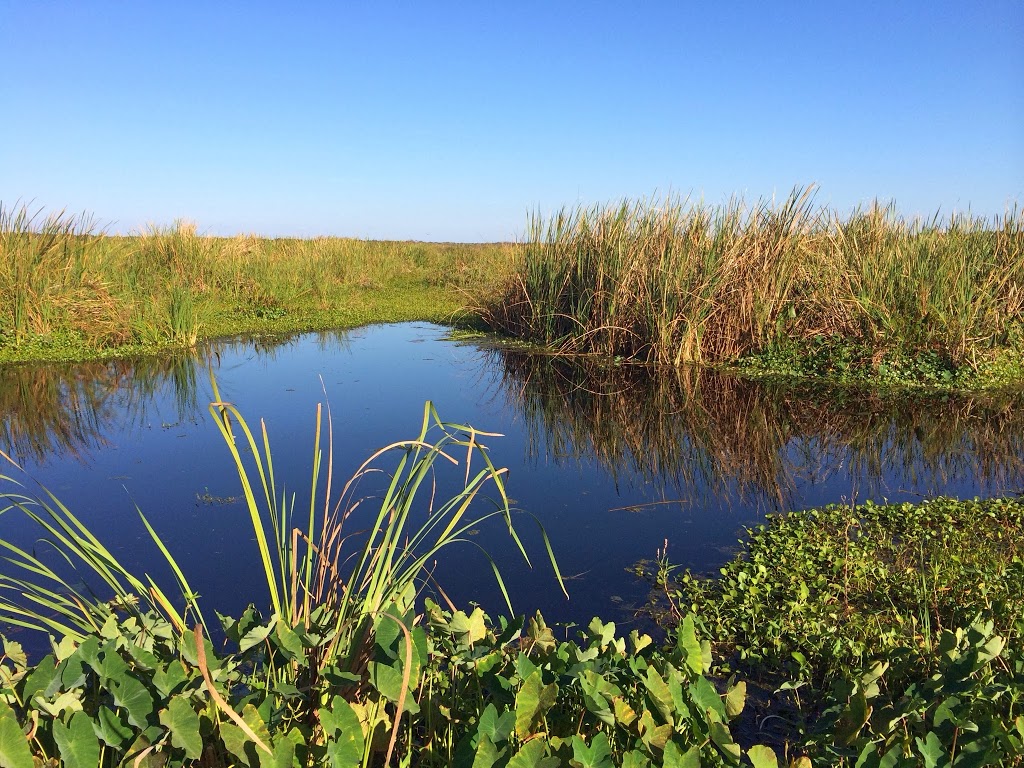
left=0, top=202, right=513, bottom=355
left=483, top=188, right=1024, bottom=367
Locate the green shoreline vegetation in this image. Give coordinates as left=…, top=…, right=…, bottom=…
left=4, top=191, right=1024, bottom=390
left=482, top=188, right=1024, bottom=392
left=1, top=402, right=1021, bottom=766
left=0, top=203, right=511, bottom=365
left=1, top=194, right=1023, bottom=764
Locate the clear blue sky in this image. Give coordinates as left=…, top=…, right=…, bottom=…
left=2, top=1, right=1021, bottom=241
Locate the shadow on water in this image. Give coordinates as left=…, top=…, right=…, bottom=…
left=489, top=349, right=1024, bottom=510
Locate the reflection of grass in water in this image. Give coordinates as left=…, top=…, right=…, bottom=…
left=0, top=331, right=352, bottom=464
left=491, top=350, right=1024, bottom=507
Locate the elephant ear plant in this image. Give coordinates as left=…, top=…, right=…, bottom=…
left=0, top=387, right=565, bottom=767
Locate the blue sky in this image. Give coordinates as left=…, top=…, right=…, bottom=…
left=2, top=1, right=1021, bottom=241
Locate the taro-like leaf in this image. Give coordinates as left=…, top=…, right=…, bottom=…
left=629, top=631, right=653, bottom=655
left=0, top=640, right=25, bottom=672
left=580, top=672, right=614, bottom=726
left=110, top=672, right=156, bottom=729
left=152, top=660, right=189, bottom=698
left=450, top=609, right=488, bottom=646
left=0, top=699, right=33, bottom=768
left=52, top=711, right=100, bottom=768
left=238, top=615, right=278, bottom=652
left=472, top=734, right=505, bottom=768
left=621, top=751, right=653, bottom=768
left=20, top=655, right=55, bottom=702
left=638, top=710, right=672, bottom=752
left=643, top=667, right=675, bottom=726
left=320, top=696, right=364, bottom=767
left=915, top=731, right=945, bottom=768
left=613, top=697, right=637, bottom=728
left=159, top=695, right=203, bottom=759
left=274, top=621, right=307, bottom=663
left=676, top=616, right=704, bottom=675
left=747, top=744, right=779, bottom=768
left=93, top=705, right=134, bottom=748
left=710, top=721, right=741, bottom=765
left=508, top=738, right=559, bottom=768
left=478, top=703, right=515, bottom=745
left=527, top=614, right=556, bottom=654
left=662, top=740, right=701, bottom=768
left=689, top=675, right=726, bottom=722
left=569, top=732, right=613, bottom=768
left=515, top=670, right=557, bottom=739
left=724, top=680, right=746, bottom=719
left=834, top=691, right=871, bottom=746
left=368, top=660, right=419, bottom=713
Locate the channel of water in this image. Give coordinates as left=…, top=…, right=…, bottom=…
left=3, top=322, right=1023, bottom=646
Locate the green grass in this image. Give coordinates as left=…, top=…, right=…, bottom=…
left=0, top=203, right=512, bottom=364
left=480, top=189, right=1024, bottom=387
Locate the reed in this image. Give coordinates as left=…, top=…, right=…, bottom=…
left=482, top=189, right=1024, bottom=370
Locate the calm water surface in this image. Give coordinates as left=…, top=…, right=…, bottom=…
left=3, top=323, right=1023, bottom=640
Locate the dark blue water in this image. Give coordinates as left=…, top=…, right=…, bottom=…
left=2, top=323, right=1023, bottom=647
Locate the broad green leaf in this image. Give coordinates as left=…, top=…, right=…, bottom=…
left=152, top=660, right=189, bottom=698
left=709, top=721, right=741, bottom=766
left=472, top=734, right=505, bottom=768
left=612, top=697, right=637, bottom=728
left=321, top=697, right=364, bottom=768
left=689, top=676, right=726, bottom=722
left=676, top=615, right=704, bottom=674
left=725, top=681, right=746, bottom=719
left=159, top=695, right=203, bottom=759
left=621, top=751, right=653, bottom=768
left=238, top=615, right=278, bottom=652
left=915, top=732, right=945, bottom=768
left=834, top=691, right=871, bottom=746
left=0, top=700, right=33, bottom=768
left=663, top=740, right=701, bottom=768
left=93, top=705, right=134, bottom=748
left=52, top=711, right=100, bottom=768
left=643, top=667, right=675, bottom=726
left=450, top=608, right=488, bottom=645
left=508, top=738, right=561, bottom=768
left=111, top=673, right=156, bottom=729
left=569, top=732, right=613, bottom=768
left=638, top=710, right=672, bottom=752
left=747, top=745, right=779, bottom=768
left=478, top=704, right=515, bottom=745
left=515, top=670, right=558, bottom=739
left=0, top=641, right=25, bottom=672
left=20, top=655, right=56, bottom=701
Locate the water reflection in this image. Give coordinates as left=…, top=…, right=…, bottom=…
left=0, top=330, right=351, bottom=465
left=490, top=350, right=1024, bottom=508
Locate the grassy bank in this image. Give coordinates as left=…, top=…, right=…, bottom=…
left=0, top=203, right=511, bottom=363
left=481, top=189, right=1024, bottom=390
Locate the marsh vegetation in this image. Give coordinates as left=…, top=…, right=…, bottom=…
left=482, top=190, right=1024, bottom=389
left=0, top=203, right=510, bottom=363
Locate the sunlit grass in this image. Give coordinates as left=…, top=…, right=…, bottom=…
left=482, top=188, right=1024, bottom=371
left=0, top=203, right=514, bottom=361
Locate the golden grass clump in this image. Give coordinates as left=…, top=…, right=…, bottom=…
left=483, top=188, right=1024, bottom=367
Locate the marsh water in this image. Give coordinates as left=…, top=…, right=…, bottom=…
left=3, top=322, right=1024, bottom=640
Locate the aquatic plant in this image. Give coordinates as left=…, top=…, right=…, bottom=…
left=482, top=190, right=1024, bottom=377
